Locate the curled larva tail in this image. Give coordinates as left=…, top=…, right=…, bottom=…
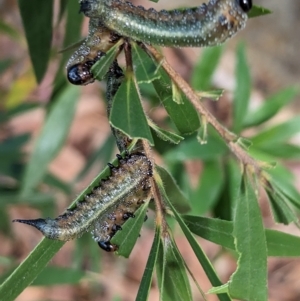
left=80, top=0, right=252, bottom=47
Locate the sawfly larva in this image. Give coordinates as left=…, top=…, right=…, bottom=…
left=79, top=0, right=252, bottom=47
left=13, top=153, right=153, bottom=252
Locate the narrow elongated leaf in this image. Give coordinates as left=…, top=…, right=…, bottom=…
left=21, top=85, right=80, bottom=197
left=155, top=165, right=191, bottom=213
left=152, top=68, right=200, bottom=135
left=0, top=191, right=54, bottom=206
left=182, top=215, right=300, bottom=257
left=156, top=232, right=193, bottom=301
left=266, top=188, right=298, bottom=225
left=248, top=6, right=272, bottom=18
left=91, top=40, right=123, bottom=81
left=18, top=0, right=53, bottom=83
left=136, top=225, right=161, bottom=301
left=0, top=239, right=64, bottom=301
left=131, top=42, right=160, bottom=83
left=110, top=71, right=154, bottom=144
left=191, top=46, right=223, bottom=91
left=0, top=21, right=20, bottom=41
left=251, top=116, right=300, bottom=146
left=148, top=119, right=184, bottom=144
left=256, top=143, right=300, bottom=160
left=156, top=179, right=231, bottom=301
left=164, top=132, right=227, bottom=162
left=190, top=160, right=224, bottom=214
left=32, top=266, right=85, bottom=286
left=112, top=201, right=150, bottom=258
left=229, top=177, right=268, bottom=301
left=243, top=87, right=298, bottom=128
left=233, top=43, right=251, bottom=133
left=268, top=167, right=300, bottom=210
left=43, top=173, right=72, bottom=195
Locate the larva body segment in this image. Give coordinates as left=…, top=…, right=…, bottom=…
left=13, top=153, right=153, bottom=251
left=66, top=19, right=120, bottom=85
left=92, top=186, right=151, bottom=251
left=80, top=0, right=252, bottom=47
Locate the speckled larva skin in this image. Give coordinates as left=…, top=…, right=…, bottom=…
left=13, top=154, right=153, bottom=251
left=79, top=0, right=251, bottom=47
left=66, top=19, right=121, bottom=85
left=92, top=186, right=151, bottom=251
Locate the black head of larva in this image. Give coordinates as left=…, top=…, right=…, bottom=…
left=67, top=61, right=95, bottom=85
left=238, top=0, right=252, bottom=12
left=79, top=0, right=91, bottom=14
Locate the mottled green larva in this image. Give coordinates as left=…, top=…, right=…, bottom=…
left=79, top=0, right=252, bottom=47
left=13, top=153, right=153, bottom=252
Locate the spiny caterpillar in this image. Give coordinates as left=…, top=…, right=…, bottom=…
left=13, top=153, right=153, bottom=252
left=66, top=19, right=121, bottom=85
left=79, top=0, right=252, bottom=47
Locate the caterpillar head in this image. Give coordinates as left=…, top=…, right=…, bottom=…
left=238, top=0, right=252, bottom=12
left=66, top=20, right=121, bottom=85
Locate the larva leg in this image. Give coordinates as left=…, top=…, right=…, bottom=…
left=80, top=0, right=252, bottom=47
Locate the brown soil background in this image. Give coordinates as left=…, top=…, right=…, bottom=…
left=1, top=0, right=300, bottom=300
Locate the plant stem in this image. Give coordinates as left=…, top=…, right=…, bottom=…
left=143, top=43, right=263, bottom=175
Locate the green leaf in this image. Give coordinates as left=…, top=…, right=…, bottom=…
left=248, top=6, right=272, bottom=18
left=135, top=225, right=160, bottom=301
left=0, top=20, right=20, bottom=41
left=197, top=89, right=224, bottom=101
left=0, top=239, right=64, bottom=301
left=266, top=187, right=298, bottom=225
left=164, top=131, right=227, bottom=162
left=255, top=143, right=300, bottom=160
left=268, top=166, right=300, bottom=210
left=149, top=121, right=184, bottom=144
left=21, top=85, right=80, bottom=196
left=18, top=0, right=53, bottom=83
left=0, top=191, right=54, bottom=206
left=251, top=116, right=300, bottom=146
left=182, top=215, right=300, bottom=257
left=190, top=160, right=224, bottom=214
left=110, top=71, right=154, bottom=144
left=0, top=103, right=39, bottom=123
left=0, top=210, right=11, bottom=236
left=112, top=201, right=150, bottom=258
left=155, top=165, right=191, bottom=213
left=91, top=40, right=123, bottom=81
left=182, top=215, right=234, bottom=250
left=265, top=230, right=300, bottom=257
left=233, top=43, right=251, bottom=133
left=229, top=177, right=267, bottom=301
left=32, top=266, right=85, bottom=286
left=131, top=42, right=160, bottom=83
left=243, top=87, right=299, bottom=128
left=158, top=183, right=231, bottom=301
left=191, top=46, right=223, bottom=91
left=152, top=68, right=200, bottom=135
left=156, top=232, right=192, bottom=301
left=43, top=172, right=72, bottom=195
